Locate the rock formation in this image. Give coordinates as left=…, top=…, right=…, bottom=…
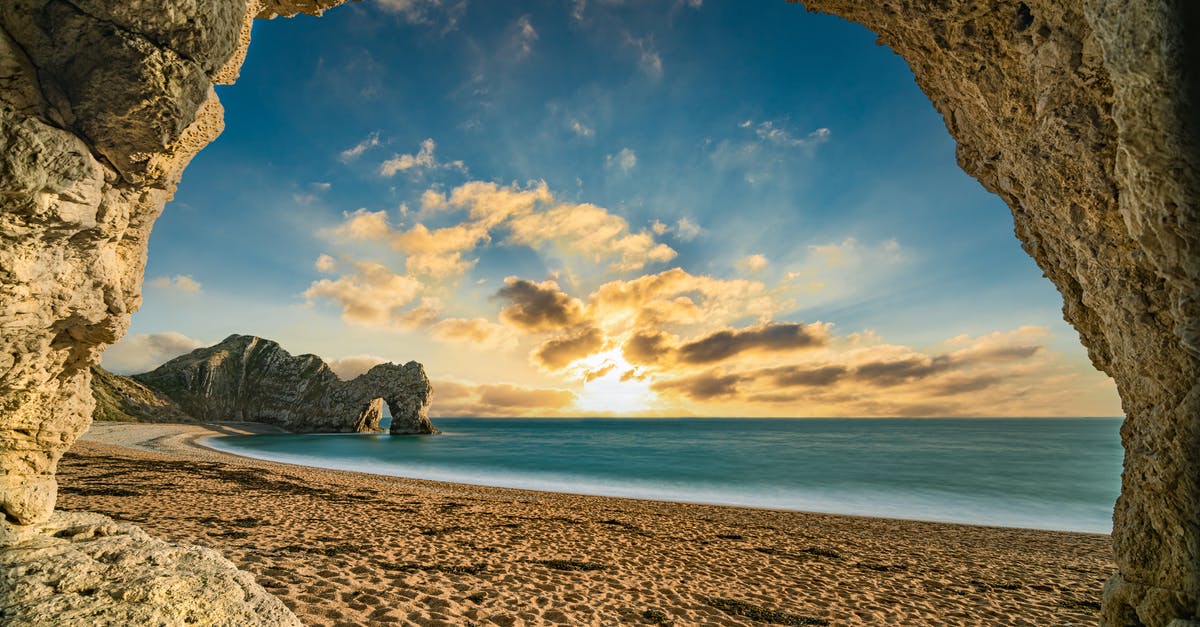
left=1, top=511, right=300, bottom=626
left=0, top=0, right=1195, bottom=624
left=129, top=334, right=437, bottom=434
left=90, top=366, right=193, bottom=423
left=789, top=2, right=1199, bottom=624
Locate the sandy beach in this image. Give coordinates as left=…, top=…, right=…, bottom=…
left=59, top=422, right=1114, bottom=626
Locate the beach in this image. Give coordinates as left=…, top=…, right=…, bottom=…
left=60, top=423, right=1114, bottom=626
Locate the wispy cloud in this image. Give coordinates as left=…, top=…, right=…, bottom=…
left=375, top=0, right=468, bottom=31
left=736, top=253, right=769, bottom=273
left=339, top=132, right=380, bottom=162
left=626, top=35, right=663, bottom=80
left=147, top=275, right=202, bottom=293
left=379, top=138, right=466, bottom=177
left=605, top=147, right=637, bottom=173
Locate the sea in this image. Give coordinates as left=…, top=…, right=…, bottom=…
left=205, top=417, right=1122, bottom=534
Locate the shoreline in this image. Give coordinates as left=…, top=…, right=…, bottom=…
left=64, top=421, right=1114, bottom=625
left=196, top=423, right=1110, bottom=536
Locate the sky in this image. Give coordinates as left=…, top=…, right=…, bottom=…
left=102, top=0, right=1122, bottom=418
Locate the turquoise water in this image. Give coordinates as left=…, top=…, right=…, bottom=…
left=207, top=417, right=1123, bottom=534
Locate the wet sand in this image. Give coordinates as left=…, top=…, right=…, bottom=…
left=58, top=422, right=1114, bottom=626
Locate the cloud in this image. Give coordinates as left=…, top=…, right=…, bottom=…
left=431, top=317, right=517, bottom=349
left=506, top=201, right=675, bottom=272
left=568, top=118, right=594, bottom=138
left=101, top=332, right=205, bottom=374
left=627, top=36, right=663, bottom=79
left=496, top=277, right=588, bottom=332
left=588, top=267, right=785, bottom=328
left=675, top=218, right=701, bottom=241
left=147, top=275, right=202, bottom=293
left=431, top=379, right=577, bottom=416
left=624, top=322, right=830, bottom=367
left=339, top=132, right=380, bottom=162
left=652, top=370, right=742, bottom=401
left=314, top=254, right=338, bottom=273
left=304, top=261, right=436, bottom=329
left=332, top=208, right=393, bottom=240
left=533, top=326, right=606, bottom=370
left=605, top=147, right=637, bottom=173
left=375, top=0, right=468, bottom=30
left=478, top=384, right=575, bottom=409
left=324, top=180, right=674, bottom=281
left=379, top=138, right=465, bottom=177
left=511, top=15, right=538, bottom=59
left=737, top=253, right=768, bottom=273
left=327, top=355, right=388, bottom=380
left=747, top=120, right=831, bottom=148
left=445, top=180, right=553, bottom=227
left=646, top=326, right=1076, bottom=416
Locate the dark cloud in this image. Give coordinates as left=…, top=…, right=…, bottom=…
left=961, top=345, right=1042, bottom=362
left=762, top=364, right=849, bottom=387
left=851, top=355, right=955, bottom=386
left=533, top=327, right=605, bottom=370
left=623, top=323, right=828, bottom=368
left=929, top=374, right=1005, bottom=396
left=622, top=330, right=675, bottom=366
left=495, top=278, right=587, bottom=332
left=652, top=371, right=743, bottom=401
left=677, top=323, right=828, bottom=364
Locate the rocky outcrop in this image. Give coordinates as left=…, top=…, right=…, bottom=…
left=790, top=2, right=1199, bottom=624
left=130, top=334, right=436, bottom=434
left=0, top=0, right=337, bottom=527
left=90, top=366, right=193, bottom=423
left=0, top=510, right=301, bottom=625
left=0, top=0, right=1196, bottom=624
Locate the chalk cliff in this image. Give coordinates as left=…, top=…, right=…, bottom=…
left=129, top=334, right=437, bottom=434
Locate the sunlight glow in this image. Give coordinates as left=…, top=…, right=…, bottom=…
left=571, top=349, right=657, bottom=415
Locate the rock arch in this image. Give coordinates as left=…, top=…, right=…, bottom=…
left=0, top=1, right=1194, bottom=623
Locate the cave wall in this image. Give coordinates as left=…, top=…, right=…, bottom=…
left=789, top=1, right=1199, bottom=623
left=0, top=0, right=1194, bottom=624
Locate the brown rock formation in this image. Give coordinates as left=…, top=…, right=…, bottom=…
left=0, top=0, right=1195, bottom=624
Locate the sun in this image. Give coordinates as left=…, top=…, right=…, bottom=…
left=570, top=349, right=657, bottom=415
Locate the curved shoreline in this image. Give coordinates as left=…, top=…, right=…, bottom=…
left=66, top=421, right=1113, bottom=625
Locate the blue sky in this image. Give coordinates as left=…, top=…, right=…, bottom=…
left=105, top=0, right=1120, bottom=417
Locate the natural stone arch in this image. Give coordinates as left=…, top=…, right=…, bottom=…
left=0, top=1, right=1194, bottom=624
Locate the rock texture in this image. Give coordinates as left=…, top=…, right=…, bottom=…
left=791, top=1, right=1199, bottom=624
left=0, top=0, right=349, bottom=526
left=90, top=366, right=193, bottom=423
left=0, top=0, right=1195, bottom=624
left=0, top=510, right=301, bottom=626
left=130, top=334, right=437, bottom=434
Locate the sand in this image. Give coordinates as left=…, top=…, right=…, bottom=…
left=58, top=422, right=1114, bottom=626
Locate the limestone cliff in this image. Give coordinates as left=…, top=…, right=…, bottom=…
left=130, top=334, right=437, bottom=434
left=90, top=366, right=193, bottom=423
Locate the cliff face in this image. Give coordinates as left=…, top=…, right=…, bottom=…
left=90, top=366, right=193, bottom=423
left=792, top=2, right=1199, bottom=624
left=130, top=334, right=436, bottom=434
left=0, top=0, right=1196, bottom=624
